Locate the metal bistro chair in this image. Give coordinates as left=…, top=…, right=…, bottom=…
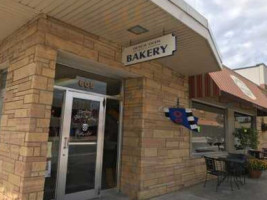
left=203, top=156, right=226, bottom=191
left=224, top=159, right=245, bottom=191
left=248, top=150, right=263, bottom=159
left=262, top=148, right=267, bottom=159
left=227, top=153, right=247, bottom=185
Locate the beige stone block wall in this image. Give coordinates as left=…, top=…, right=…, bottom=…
left=121, top=73, right=206, bottom=199
left=121, top=62, right=206, bottom=199
left=138, top=67, right=205, bottom=199
left=121, top=78, right=144, bottom=198
left=0, top=18, right=57, bottom=200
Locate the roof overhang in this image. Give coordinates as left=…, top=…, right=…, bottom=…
left=0, top=0, right=222, bottom=76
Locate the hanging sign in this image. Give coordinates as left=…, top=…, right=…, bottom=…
left=122, top=34, right=176, bottom=65
left=164, top=108, right=200, bottom=132
left=230, top=75, right=256, bottom=100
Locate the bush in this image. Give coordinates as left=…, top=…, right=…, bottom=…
left=233, top=127, right=258, bottom=150
left=248, top=159, right=267, bottom=171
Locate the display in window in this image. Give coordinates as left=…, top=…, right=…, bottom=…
left=234, top=112, right=256, bottom=150
left=70, top=100, right=99, bottom=142
left=192, top=102, right=225, bottom=153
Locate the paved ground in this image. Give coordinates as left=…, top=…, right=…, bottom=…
left=152, top=172, right=267, bottom=200
left=99, top=190, right=129, bottom=200
left=100, top=172, right=267, bottom=199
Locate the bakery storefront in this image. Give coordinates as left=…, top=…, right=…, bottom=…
left=0, top=1, right=224, bottom=200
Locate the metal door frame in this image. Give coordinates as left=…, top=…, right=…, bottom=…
left=56, top=90, right=105, bottom=200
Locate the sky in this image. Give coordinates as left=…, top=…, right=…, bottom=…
left=183, top=0, right=267, bottom=69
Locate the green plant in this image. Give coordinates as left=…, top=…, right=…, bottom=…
left=233, top=127, right=259, bottom=150
left=248, top=159, right=267, bottom=171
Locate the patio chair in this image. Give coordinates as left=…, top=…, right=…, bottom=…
left=262, top=148, right=267, bottom=159
left=224, top=159, right=246, bottom=191
left=227, top=153, right=247, bottom=184
left=203, top=156, right=225, bottom=191
left=248, top=150, right=263, bottom=159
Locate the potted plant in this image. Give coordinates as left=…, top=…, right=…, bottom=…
left=233, top=127, right=259, bottom=153
left=248, top=159, right=267, bottom=178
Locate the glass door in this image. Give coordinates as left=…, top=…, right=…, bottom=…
left=56, top=91, right=105, bottom=200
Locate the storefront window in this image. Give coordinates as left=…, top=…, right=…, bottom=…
left=102, top=99, right=120, bottom=189
left=234, top=112, right=255, bottom=150
left=44, top=89, right=64, bottom=200
left=0, top=71, right=7, bottom=119
left=234, top=112, right=254, bottom=129
left=55, top=64, right=121, bottom=96
left=192, top=102, right=225, bottom=154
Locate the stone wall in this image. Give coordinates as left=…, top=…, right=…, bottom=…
left=0, top=15, right=207, bottom=200
left=122, top=65, right=206, bottom=199
left=0, top=19, right=57, bottom=199
left=139, top=69, right=205, bottom=199
left=121, top=78, right=144, bottom=198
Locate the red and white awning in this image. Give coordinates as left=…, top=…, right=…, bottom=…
left=189, top=67, right=267, bottom=110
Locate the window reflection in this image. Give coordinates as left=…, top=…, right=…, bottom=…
left=55, top=64, right=121, bottom=96
left=65, top=98, right=100, bottom=194
left=192, top=102, right=225, bottom=154
left=234, top=112, right=254, bottom=129
left=234, top=112, right=255, bottom=149
left=102, top=99, right=120, bottom=189
left=69, top=98, right=99, bottom=143
left=44, top=89, right=64, bottom=200
left=0, top=71, right=7, bottom=119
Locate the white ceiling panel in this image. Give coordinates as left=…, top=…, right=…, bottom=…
left=1, top=0, right=222, bottom=75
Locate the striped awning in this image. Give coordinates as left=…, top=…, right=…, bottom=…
left=189, top=73, right=220, bottom=99
left=189, top=67, right=267, bottom=110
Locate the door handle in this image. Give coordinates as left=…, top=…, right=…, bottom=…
left=63, top=137, right=69, bottom=149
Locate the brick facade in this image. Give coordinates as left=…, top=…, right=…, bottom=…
left=122, top=73, right=206, bottom=199
left=0, top=17, right=57, bottom=199
left=2, top=14, right=262, bottom=200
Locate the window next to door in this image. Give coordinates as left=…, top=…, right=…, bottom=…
left=234, top=112, right=255, bottom=129
left=54, top=64, right=121, bottom=97
left=44, top=89, right=64, bottom=200
left=234, top=112, right=255, bottom=150
left=102, top=99, right=120, bottom=190
left=191, top=101, right=226, bottom=156
left=0, top=70, right=7, bottom=119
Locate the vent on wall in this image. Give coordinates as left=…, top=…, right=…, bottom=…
left=127, top=25, right=148, bottom=35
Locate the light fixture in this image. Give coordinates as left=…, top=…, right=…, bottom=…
left=127, top=25, right=148, bottom=35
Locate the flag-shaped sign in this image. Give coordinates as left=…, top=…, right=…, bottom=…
left=164, top=108, right=200, bottom=132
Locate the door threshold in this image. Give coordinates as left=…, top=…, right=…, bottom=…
left=97, top=189, right=129, bottom=200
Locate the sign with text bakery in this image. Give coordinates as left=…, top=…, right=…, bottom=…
left=122, top=34, right=176, bottom=65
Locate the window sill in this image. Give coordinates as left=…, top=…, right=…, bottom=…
left=191, top=151, right=228, bottom=158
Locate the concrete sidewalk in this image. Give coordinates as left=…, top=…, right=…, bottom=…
left=152, top=172, right=267, bottom=200
left=100, top=172, right=267, bottom=200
